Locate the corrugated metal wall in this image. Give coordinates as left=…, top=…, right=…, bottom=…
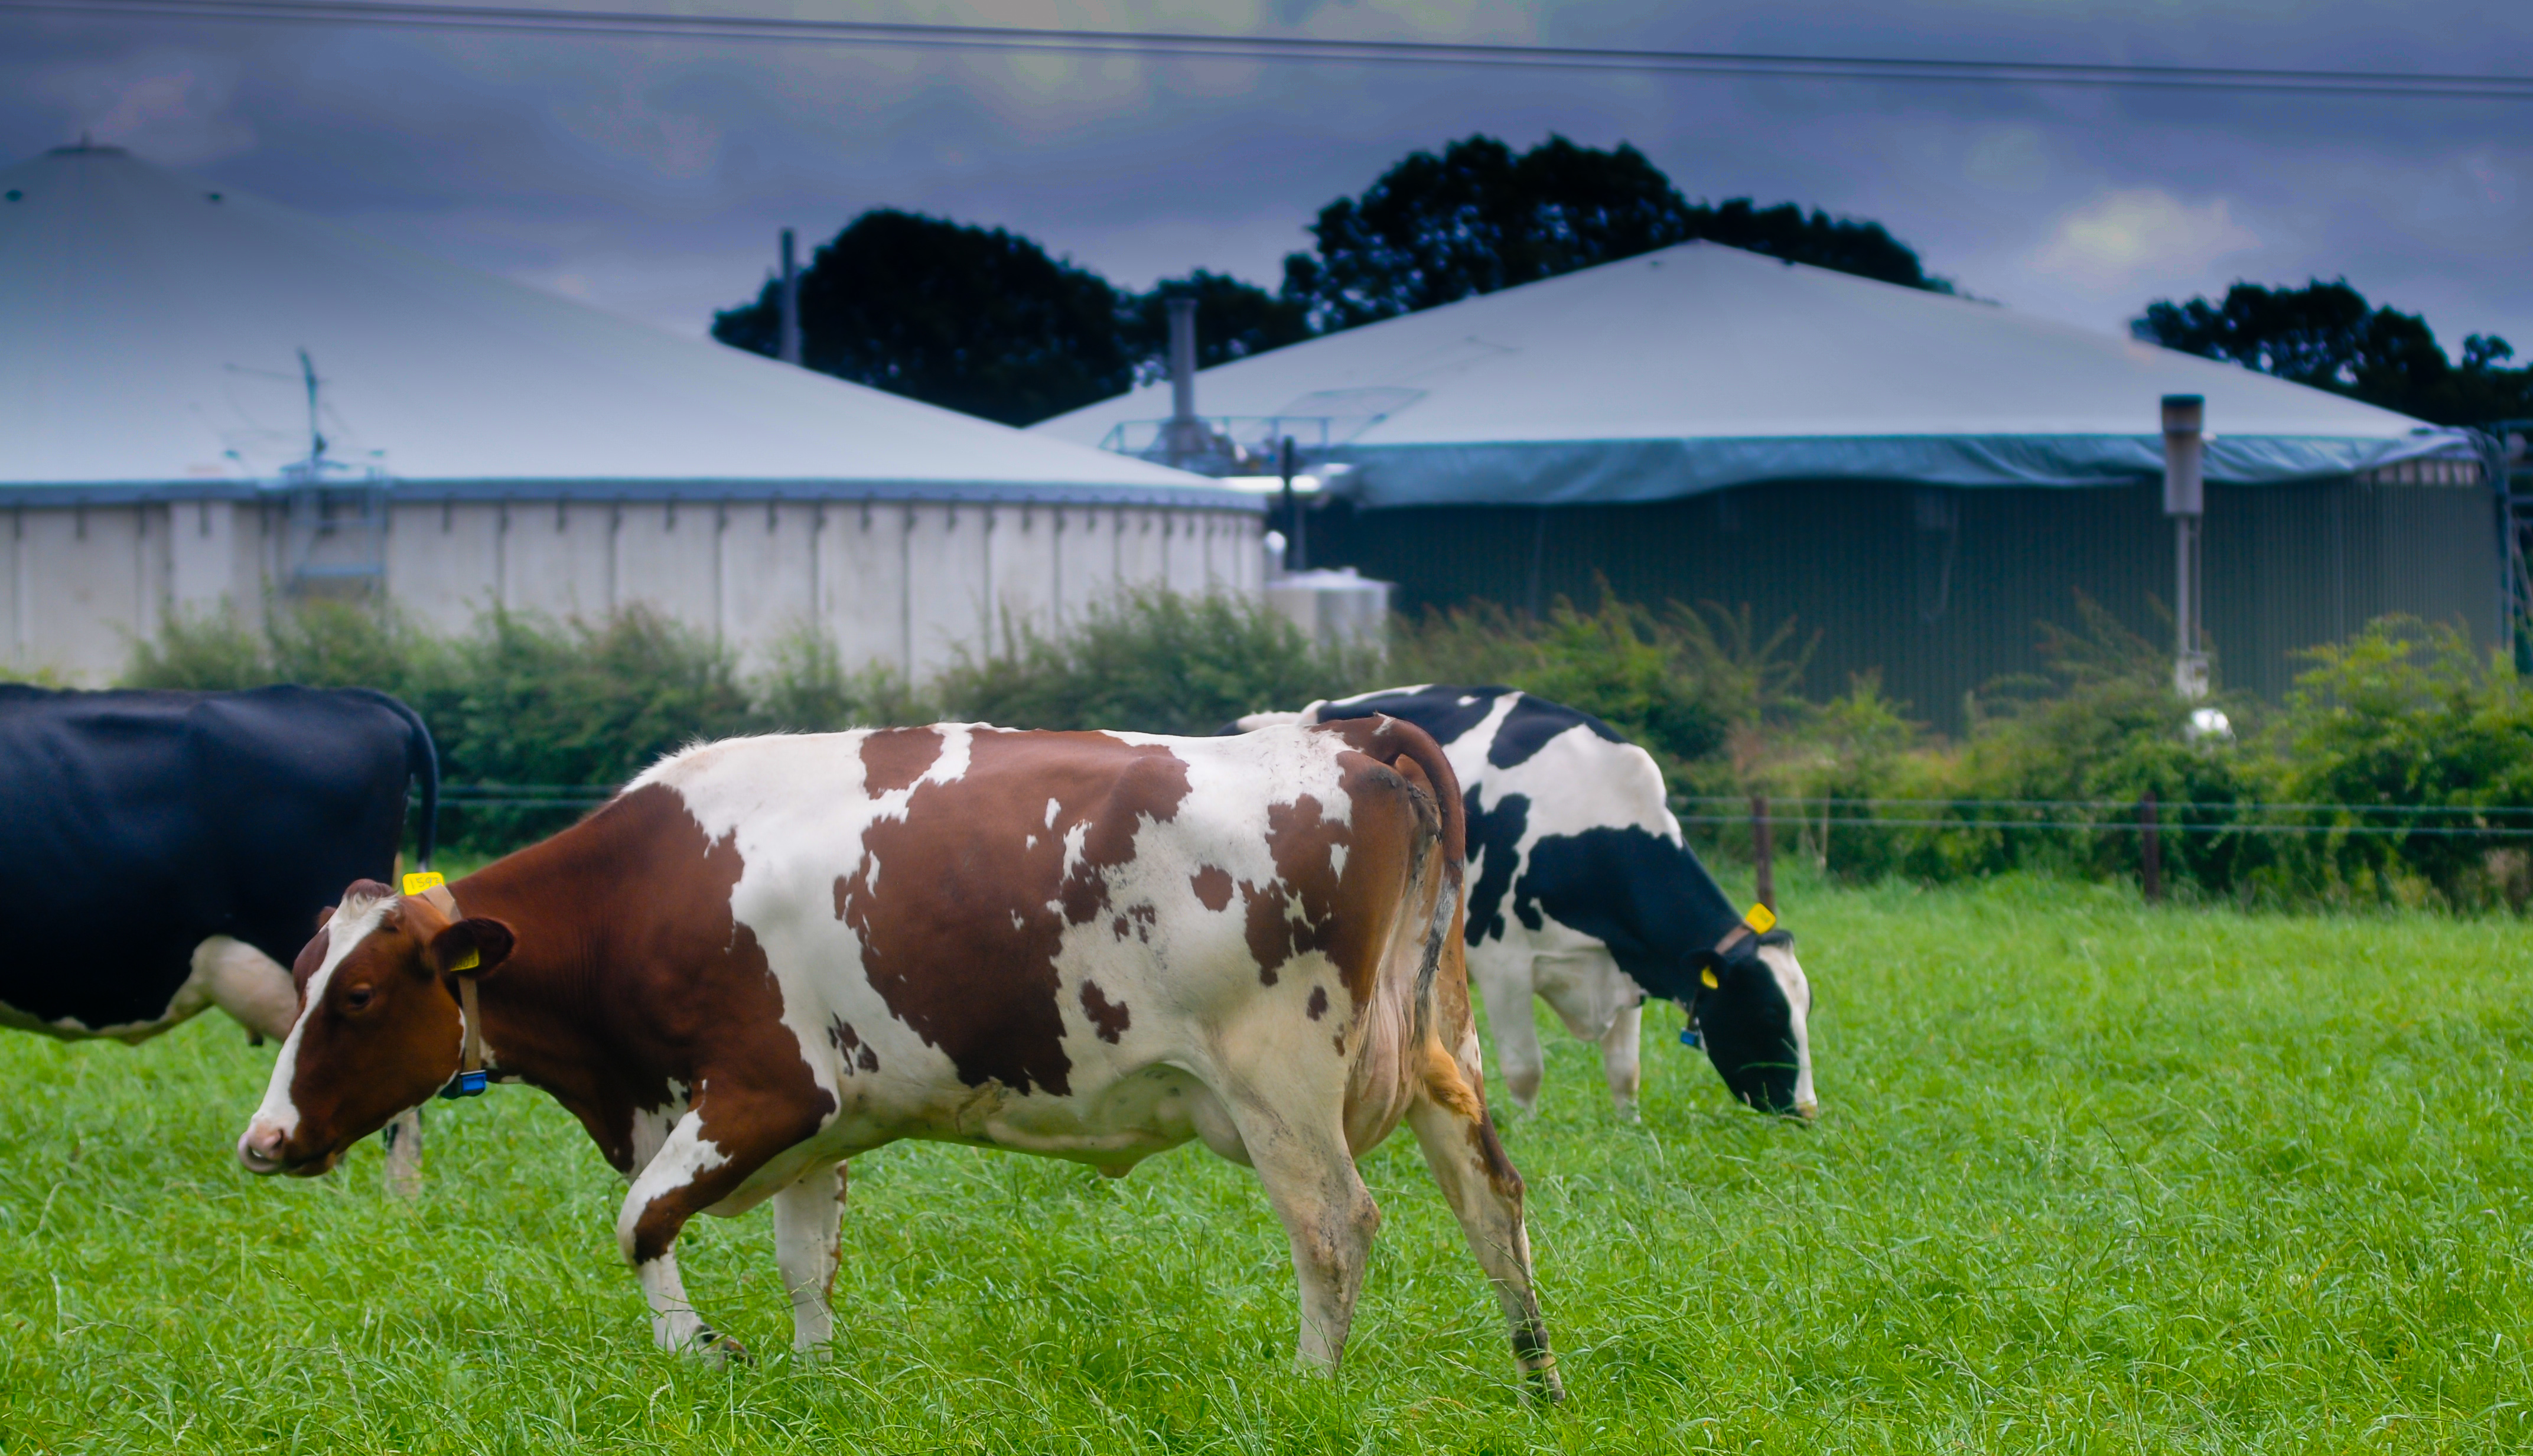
left=1312, top=474, right=2499, bottom=732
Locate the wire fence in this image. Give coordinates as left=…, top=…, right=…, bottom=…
left=1671, top=794, right=2533, bottom=838
left=415, top=784, right=2533, bottom=905
left=1671, top=791, right=2533, bottom=907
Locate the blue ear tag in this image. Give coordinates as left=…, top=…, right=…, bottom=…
left=1679, top=1026, right=1702, bottom=1050
left=439, top=1070, right=488, bottom=1099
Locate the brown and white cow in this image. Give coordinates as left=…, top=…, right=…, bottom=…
left=236, top=719, right=1560, bottom=1396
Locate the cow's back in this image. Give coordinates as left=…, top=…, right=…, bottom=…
left=0, top=686, right=416, bottom=1031
left=621, top=723, right=1451, bottom=1138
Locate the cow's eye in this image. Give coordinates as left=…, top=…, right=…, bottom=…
left=344, top=985, right=374, bottom=1011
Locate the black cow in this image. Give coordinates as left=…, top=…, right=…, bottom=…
left=1238, top=686, right=1815, bottom=1118
left=0, top=685, right=438, bottom=1046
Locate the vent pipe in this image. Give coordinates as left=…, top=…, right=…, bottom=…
left=1162, top=295, right=1203, bottom=468
left=778, top=228, right=802, bottom=366
left=2163, top=393, right=2208, bottom=700
left=1167, top=295, right=1198, bottom=423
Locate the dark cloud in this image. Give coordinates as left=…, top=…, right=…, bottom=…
left=5, top=2, right=2528, bottom=357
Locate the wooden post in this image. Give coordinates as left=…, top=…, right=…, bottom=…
left=1751, top=793, right=1776, bottom=913
left=2140, top=790, right=2163, bottom=903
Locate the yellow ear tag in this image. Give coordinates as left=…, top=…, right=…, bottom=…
left=1700, top=967, right=1721, bottom=989
left=403, top=871, right=445, bottom=895
left=447, top=947, right=480, bottom=973
left=1744, top=902, right=1777, bottom=935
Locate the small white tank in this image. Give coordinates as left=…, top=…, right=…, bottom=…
left=1266, top=566, right=1392, bottom=652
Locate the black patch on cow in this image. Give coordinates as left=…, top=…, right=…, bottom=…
left=1460, top=786, right=1529, bottom=947
left=1484, top=695, right=1624, bottom=769
left=1080, top=980, right=1131, bottom=1043
left=1306, top=985, right=1329, bottom=1020
left=1513, top=826, right=1745, bottom=1008
left=1310, top=686, right=1511, bottom=748
left=828, top=1017, right=880, bottom=1073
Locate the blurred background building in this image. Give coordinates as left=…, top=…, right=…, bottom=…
left=1, top=145, right=1262, bottom=685
left=1039, top=242, right=2496, bottom=725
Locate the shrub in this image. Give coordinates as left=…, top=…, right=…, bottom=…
left=1391, top=588, right=1815, bottom=791
left=2262, top=616, right=2533, bottom=907
left=750, top=623, right=930, bottom=732
left=932, top=588, right=1376, bottom=736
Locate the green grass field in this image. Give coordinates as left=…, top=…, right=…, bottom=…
left=2, top=871, right=2528, bottom=1453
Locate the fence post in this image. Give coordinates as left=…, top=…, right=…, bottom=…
left=1751, top=793, right=1776, bottom=913
left=2140, top=790, right=2163, bottom=903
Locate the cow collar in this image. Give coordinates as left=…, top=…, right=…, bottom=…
left=405, top=871, right=489, bottom=1099
left=1682, top=901, right=1777, bottom=1050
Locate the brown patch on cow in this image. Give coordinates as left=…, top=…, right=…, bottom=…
left=291, top=926, right=332, bottom=986
left=1189, top=865, right=1233, bottom=911
left=1306, top=985, right=1329, bottom=1021
left=1236, top=794, right=1343, bottom=987
left=1241, top=757, right=1427, bottom=1011
left=1469, top=1109, right=1525, bottom=1203
left=836, top=731, right=1192, bottom=1097
left=860, top=727, right=943, bottom=793
left=1080, top=981, right=1131, bottom=1043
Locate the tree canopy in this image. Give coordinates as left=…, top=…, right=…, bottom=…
left=711, top=209, right=1134, bottom=428
left=1281, top=134, right=1952, bottom=332
left=2132, top=280, right=2533, bottom=428
left=714, top=136, right=1952, bottom=425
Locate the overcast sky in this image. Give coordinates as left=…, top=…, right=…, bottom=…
left=6, top=1, right=2529, bottom=359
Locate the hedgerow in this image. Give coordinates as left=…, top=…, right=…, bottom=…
left=116, top=589, right=2533, bottom=907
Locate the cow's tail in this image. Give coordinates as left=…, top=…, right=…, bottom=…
left=364, top=690, right=441, bottom=872
left=1349, top=715, right=1476, bottom=1105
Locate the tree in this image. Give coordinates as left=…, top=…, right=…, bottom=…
left=1281, top=133, right=1951, bottom=332
left=2131, top=279, right=2533, bottom=428
left=713, top=209, right=1134, bottom=427
left=1118, top=270, right=1313, bottom=386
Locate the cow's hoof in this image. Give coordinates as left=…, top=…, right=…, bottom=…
left=691, top=1330, right=750, bottom=1367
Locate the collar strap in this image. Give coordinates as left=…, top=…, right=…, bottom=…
left=405, top=872, right=488, bottom=1099
left=1710, top=900, right=1779, bottom=959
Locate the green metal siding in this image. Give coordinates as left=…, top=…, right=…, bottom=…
left=1312, top=477, right=2498, bottom=732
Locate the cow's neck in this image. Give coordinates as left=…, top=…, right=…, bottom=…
left=1611, top=839, right=1750, bottom=1005
left=1668, top=841, right=1747, bottom=952
left=444, top=817, right=667, bottom=1171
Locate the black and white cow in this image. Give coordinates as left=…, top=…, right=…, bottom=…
left=0, top=685, right=439, bottom=1045
left=1238, top=686, right=1815, bottom=1119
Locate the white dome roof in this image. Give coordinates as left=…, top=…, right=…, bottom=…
left=0, top=145, right=1236, bottom=506
left=1036, top=240, right=2464, bottom=509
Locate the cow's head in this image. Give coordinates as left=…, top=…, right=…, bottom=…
left=236, top=881, right=513, bottom=1177
left=1692, top=930, right=1816, bottom=1119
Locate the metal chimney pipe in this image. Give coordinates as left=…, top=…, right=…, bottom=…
left=1167, top=296, right=1199, bottom=423
left=2163, top=393, right=2208, bottom=699
left=778, top=228, right=802, bottom=366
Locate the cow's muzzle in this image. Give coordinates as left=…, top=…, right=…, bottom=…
left=236, top=1122, right=337, bottom=1177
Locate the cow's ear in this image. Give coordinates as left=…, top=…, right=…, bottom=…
left=426, top=918, right=515, bottom=981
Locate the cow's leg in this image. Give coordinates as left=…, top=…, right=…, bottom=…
left=770, top=1161, right=846, bottom=1355
left=193, top=936, right=301, bottom=1043
left=1597, top=998, right=1645, bottom=1120
left=616, top=1103, right=807, bottom=1361
left=1471, top=953, right=1547, bottom=1113
left=1407, top=1051, right=1563, bottom=1402
left=379, top=1109, right=425, bottom=1198
left=1226, top=1097, right=1380, bottom=1373
left=1534, top=950, right=1643, bottom=1120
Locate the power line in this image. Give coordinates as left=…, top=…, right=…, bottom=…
left=8, top=0, right=2533, bottom=101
